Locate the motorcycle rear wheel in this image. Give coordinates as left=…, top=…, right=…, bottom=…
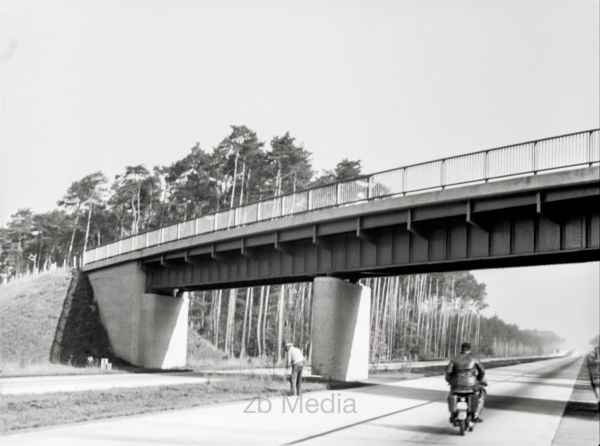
left=459, top=420, right=466, bottom=436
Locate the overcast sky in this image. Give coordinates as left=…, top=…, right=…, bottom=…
left=0, top=0, right=598, bottom=348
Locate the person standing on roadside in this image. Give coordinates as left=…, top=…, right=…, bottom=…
left=285, top=342, right=304, bottom=396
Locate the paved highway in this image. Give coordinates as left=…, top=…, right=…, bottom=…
left=1, top=355, right=597, bottom=445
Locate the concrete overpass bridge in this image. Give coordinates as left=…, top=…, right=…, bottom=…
left=83, top=129, right=600, bottom=379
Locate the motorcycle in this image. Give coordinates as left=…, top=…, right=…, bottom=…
left=448, top=383, right=486, bottom=436
left=450, top=391, right=474, bottom=435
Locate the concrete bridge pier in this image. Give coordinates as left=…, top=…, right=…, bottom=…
left=311, top=277, right=371, bottom=381
left=87, top=263, right=188, bottom=369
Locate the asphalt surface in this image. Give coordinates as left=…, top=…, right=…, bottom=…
left=1, top=355, right=597, bottom=445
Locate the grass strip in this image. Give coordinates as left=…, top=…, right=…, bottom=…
left=0, top=375, right=326, bottom=433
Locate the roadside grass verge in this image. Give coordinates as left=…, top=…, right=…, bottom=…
left=0, top=363, right=120, bottom=378
left=368, top=355, right=559, bottom=381
left=0, top=375, right=327, bottom=433
left=586, top=353, right=599, bottom=397
left=0, top=269, right=115, bottom=377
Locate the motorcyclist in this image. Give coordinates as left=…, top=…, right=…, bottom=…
left=445, top=342, right=486, bottom=423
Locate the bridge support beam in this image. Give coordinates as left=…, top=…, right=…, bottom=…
left=311, top=277, right=371, bottom=381
left=87, top=262, right=188, bottom=369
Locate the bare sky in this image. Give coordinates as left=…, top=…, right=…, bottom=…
left=473, top=263, right=599, bottom=351
left=0, top=0, right=598, bottom=346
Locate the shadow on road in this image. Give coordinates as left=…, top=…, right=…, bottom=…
left=347, top=357, right=590, bottom=417
left=374, top=422, right=455, bottom=436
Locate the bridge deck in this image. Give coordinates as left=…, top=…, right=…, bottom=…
left=83, top=166, right=600, bottom=292
left=83, top=129, right=600, bottom=268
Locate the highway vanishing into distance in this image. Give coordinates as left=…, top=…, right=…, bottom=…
left=2, top=355, right=597, bottom=446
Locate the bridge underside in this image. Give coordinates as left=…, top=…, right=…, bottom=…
left=144, top=183, right=600, bottom=293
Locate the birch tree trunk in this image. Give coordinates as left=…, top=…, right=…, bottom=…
left=276, top=284, right=285, bottom=361
left=226, top=288, right=237, bottom=356
left=262, top=285, right=271, bottom=356
left=67, top=202, right=82, bottom=266
left=240, top=288, right=250, bottom=358
left=214, top=289, right=222, bottom=348
left=247, top=287, right=254, bottom=354
left=256, top=286, right=264, bottom=357
left=82, top=202, right=93, bottom=257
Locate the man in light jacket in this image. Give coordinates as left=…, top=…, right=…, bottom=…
left=285, top=342, right=305, bottom=396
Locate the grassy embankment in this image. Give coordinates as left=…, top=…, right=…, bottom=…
left=0, top=270, right=72, bottom=375
left=0, top=269, right=114, bottom=376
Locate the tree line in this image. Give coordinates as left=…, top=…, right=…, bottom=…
left=0, top=124, right=563, bottom=359
left=0, top=125, right=360, bottom=276
left=189, top=272, right=563, bottom=362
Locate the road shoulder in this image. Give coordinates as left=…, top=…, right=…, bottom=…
left=552, top=359, right=599, bottom=446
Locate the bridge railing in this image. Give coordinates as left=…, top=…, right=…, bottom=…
left=83, top=129, right=600, bottom=265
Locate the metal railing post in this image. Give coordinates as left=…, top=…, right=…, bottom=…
left=484, top=151, right=489, bottom=182
left=532, top=142, right=537, bottom=174
left=367, top=176, right=373, bottom=199
left=336, top=183, right=341, bottom=205
left=440, top=159, right=446, bottom=189
left=589, top=131, right=594, bottom=167
left=308, top=190, right=313, bottom=210
left=402, top=167, right=407, bottom=196
left=257, top=202, right=262, bottom=222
